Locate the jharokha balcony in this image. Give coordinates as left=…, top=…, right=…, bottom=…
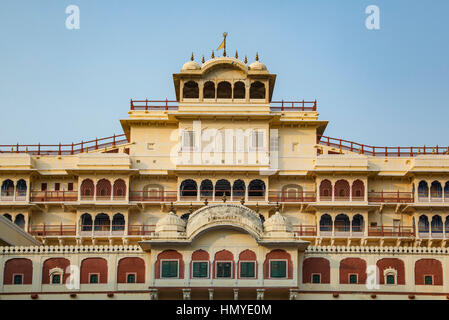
left=367, top=225, right=415, bottom=237
left=268, top=191, right=316, bottom=203
left=28, top=223, right=156, bottom=237
left=30, top=191, right=78, bottom=202
left=368, top=191, right=414, bottom=203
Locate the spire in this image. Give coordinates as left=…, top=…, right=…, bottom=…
left=255, top=52, right=259, bottom=61
left=255, top=202, right=259, bottom=213
left=189, top=203, right=193, bottom=214
left=190, top=52, right=194, bottom=61
left=235, top=50, right=238, bottom=59
left=244, top=55, right=247, bottom=64
left=204, top=198, right=209, bottom=206
left=211, top=50, right=215, bottom=59
left=222, top=194, right=227, bottom=202
left=201, top=55, right=205, bottom=64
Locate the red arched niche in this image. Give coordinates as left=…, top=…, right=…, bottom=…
left=339, top=257, right=367, bottom=284
left=376, top=258, right=405, bottom=285
left=117, top=257, right=145, bottom=283
left=263, top=249, right=293, bottom=279
left=42, top=258, right=71, bottom=284
left=3, top=258, right=33, bottom=285
left=80, top=257, right=108, bottom=284
left=302, top=257, right=330, bottom=284
left=155, top=250, right=184, bottom=279
left=415, top=258, right=443, bottom=285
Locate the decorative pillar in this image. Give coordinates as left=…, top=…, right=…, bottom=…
left=233, top=288, right=239, bottom=300
left=182, top=288, right=191, bottom=300
left=208, top=288, right=214, bottom=300
left=289, top=289, right=299, bottom=300
left=149, top=289, right=158, bottom=300
left=256, top=289, right=265, bottom=300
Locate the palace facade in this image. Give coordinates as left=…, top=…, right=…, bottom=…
left=1, top=53, right=449, bottom=300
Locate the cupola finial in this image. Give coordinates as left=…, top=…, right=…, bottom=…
left=211, top=50, right=215, bottom=59
left=235, top=50, right=238, bottom=59
left=190, top=52, right=194, bottom=61
left=244, top=55, right=247, bottom=64
left=201, top=55, right=205, bottom=64
left=255, top=52, right=259, bottom=61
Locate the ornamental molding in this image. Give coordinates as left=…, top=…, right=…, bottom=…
left=0, top=245, right=144, bottom=255
left=186, top=203, right=264, bottom=241
left=306, top=245, right=449, bottom=255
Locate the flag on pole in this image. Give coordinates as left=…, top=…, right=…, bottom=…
left=217, top=39, right=225, bottom=51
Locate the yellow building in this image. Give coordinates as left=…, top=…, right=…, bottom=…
left=0, top=53, right=448, bottom=300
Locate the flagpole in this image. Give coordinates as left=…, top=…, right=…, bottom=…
left=223, top=32, right=227, bottom=57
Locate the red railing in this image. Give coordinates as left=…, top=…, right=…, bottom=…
left=368, top=225, right=415, bottom=237
left=28, top=224, right=76, bottom=236
left=268, top=191, right=316, bottom=202
left=0, top=134, right=128, bottom=155
left=270, top=100, right=317, bottom=111
left=129, top=191, right=177, bottom=202
left=30, top=191, right=78, bottom=202
left=318, top=135, right=449, bottom=157
left=127, top=224, right=156, bottom=236
left=293, top=224, right=317, bottom=237
left=368, top=191, right=414, bottom=203
left=129, top=99, right=318, bottom=112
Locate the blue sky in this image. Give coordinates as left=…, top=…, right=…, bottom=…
left=0, top=0, right=448, bottom=147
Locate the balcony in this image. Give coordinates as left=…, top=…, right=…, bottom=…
left=319, top=225, right=364, bottom=237
left=1, top=191, right=27, bottom=202
left=417, top=228, right=449, bottom=239
left=368, top=225, right=415, bottom=237
left=30, top=191, right=78, bottom=202
left=79, top=225, right=126, bottom=236
left=129, top=191, right=177, bottom=202
left=28, top=224, right=76, bottom=236
left=0, top=134, right=128, bottom=155
left=292, top=224, right=317, bottom=237
left=368, top=192, right=414, bottom=203
left=127, top=224, right=156, bottom=236
left=268, top=191, right=316, bottom=203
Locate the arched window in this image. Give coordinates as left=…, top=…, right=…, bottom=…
left=334, top=180, right=350, bottom=200
left=200, top=179, right=213, bottom=199
left=112, top=213, right=125, bottom=232
left=183, top=81, right=199, bottom=99
left=180, top=179, right=197, bottom=199
left=352, top=180, right=364, bottom=201
left=3, top=213, right=12, bottom=221
left=248, top=179, right=266, bottom=200
left=418, top=215, right=429, bottom=234
left=113, top=179, right=126, bottom=199
left=80, top=258, right=108, bottom=284
left=94, top=213, right=110, bottom=233
left=42, top=258, right=70, bottom=284
left=430, top=181, right=442, bottom=199
left=319, top=214, right=332, bottom=232
left=14, top=214, right=25, bottom=229
left=352, top=214, right=364, bottom=233
left=431, top=215, right=443, bottom=235
left=203, top=81, right=215, bottom=99
left=415, top=259, right=443, bottom=285
left=96, top=179, right=112, bottom=200
left=117, top=257, right=145, bottom=283
left=319, top=180, right=332, bottom=200
left=217, top=81, right=232, bottom=98
left=215, top=179, right=231, bottom=197
left=1, top=179, right=14, bottom=198
left=418, top=181, right=429, bottom=199
left=339, top=258, right=367, bottom=284
left=303, top=258, right=331, bottom=284
left=335, top=214, right=350, bottom=233
left=233, top=81, right=245, bottom=99
left=250, top=81, right=265, bottom=99
left=16, top=180, right=27, bottom=198
left=232, top=180, right=245, bottom=199
left=80, top=213, right=92, bottom=231
left=80, top=179, right=95, bottom=200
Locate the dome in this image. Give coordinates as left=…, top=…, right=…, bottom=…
left=263, top=210, right=292, bottom=233
left=155, top=210, right=186, bottom=236
left=181, top=61, right=201, bottom=71
left=249, top=61, right=267, bottom=71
